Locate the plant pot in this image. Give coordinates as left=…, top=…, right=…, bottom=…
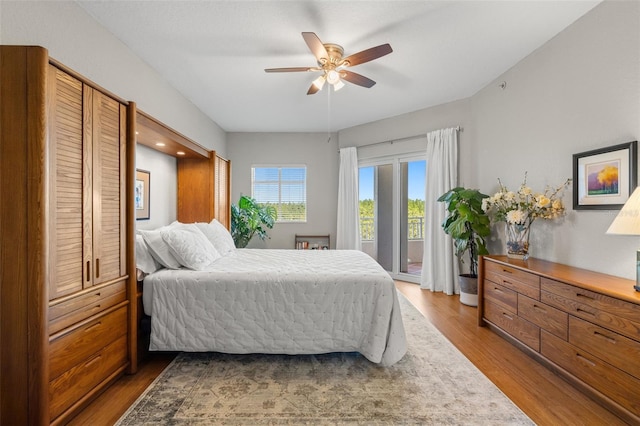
left=458, top=274, right=478, bottom=307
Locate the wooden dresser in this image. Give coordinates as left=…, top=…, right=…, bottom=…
left=1, top=46, right=136, bottom=425
left=479, top=255, right=640, bottom=423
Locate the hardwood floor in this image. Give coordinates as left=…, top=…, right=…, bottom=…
left=69, top=281, right=627, bottom=425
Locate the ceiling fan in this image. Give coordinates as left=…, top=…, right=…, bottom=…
left=265, top=32, right=392, bottom=95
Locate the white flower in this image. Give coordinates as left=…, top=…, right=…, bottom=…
left=484, top=174, right=571, bottom=225
left=506, top=209, right=527, bottom=224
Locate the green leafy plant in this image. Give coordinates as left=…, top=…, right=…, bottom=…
left=231, top=195, right=277, bottom=248
left=438, top=187, right=491, bottom=277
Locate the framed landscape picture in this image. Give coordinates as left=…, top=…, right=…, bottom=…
left=136, top=169, right=150, bottom=220
left=573, top=141, right=637, bottom=210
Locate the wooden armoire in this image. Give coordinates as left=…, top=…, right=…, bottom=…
left=0, top=46, right=136, bottom=425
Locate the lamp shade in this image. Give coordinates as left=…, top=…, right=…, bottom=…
left=607, top=186, right=640, bottom=235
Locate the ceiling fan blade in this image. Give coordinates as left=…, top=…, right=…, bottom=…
left=341, top=43, right=392, bottom=67
left=265, top=67, right=316, bottom=73
left=302, top=32, right=328, bottom=63
left=341, top=70, right=376, bottom=88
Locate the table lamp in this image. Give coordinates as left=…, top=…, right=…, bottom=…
left=606, top=186, right=640, bottom=291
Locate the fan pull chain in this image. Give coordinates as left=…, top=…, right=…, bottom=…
left=327, top=85, right=331, bottom=143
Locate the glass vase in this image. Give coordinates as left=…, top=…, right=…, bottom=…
left=505, top=222, right=530, bottom=260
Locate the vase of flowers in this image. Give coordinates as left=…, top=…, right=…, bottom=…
left=482, top=173, right=571, bottom=260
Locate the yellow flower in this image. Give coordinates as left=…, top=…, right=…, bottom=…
left=536, top=196, right=551, bottom=208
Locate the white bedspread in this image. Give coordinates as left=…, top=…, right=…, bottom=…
left=143, top=249, right=407, bottom=365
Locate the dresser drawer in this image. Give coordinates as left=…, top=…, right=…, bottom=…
left=49, top=280, right=126, bottom=335
left=485, top=300, right=540, bottom=351
left=541, top=280, right=640, bottom=341
left=485, top=262, right=540, bottom=299
left=49, top=335, right=128, bottom=422
left=518, top=294, right=568, bottom=340
left=541, top=330, right=640, bottom=416
left=484, top=281, right=517, bottom=313
left=50, top=305, right=128, bottom=380
left=569, top=316, right=640, bottom=380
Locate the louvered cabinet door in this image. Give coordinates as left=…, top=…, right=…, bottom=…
left=48, top=66, right=87, bottom=300
left=90, top=89, right=126, bottom=285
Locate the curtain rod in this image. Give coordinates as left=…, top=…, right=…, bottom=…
left=347, top=126, right=462, bottom=151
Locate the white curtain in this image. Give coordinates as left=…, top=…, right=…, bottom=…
left=421, top=128, right=459, bottom=294
left=336, top=147, right=361, bottom=250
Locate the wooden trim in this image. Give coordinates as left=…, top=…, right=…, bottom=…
left=26, top=47, right=50, bottom=425
left=48, top=57, right=129, bottom=106
left=477, top=255, right=486, bottom=327
left=126, top=102, right=138, bottom=374
left=0, top=45, right=50, bottom=425
left=136, top=109, right=209, bottom=158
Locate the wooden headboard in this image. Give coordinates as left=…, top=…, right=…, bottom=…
left=135, top=110, right=231, bottom=228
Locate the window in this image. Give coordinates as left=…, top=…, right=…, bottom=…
left=252, top=166, right=307, bottom=222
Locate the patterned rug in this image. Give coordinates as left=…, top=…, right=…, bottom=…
left=117, top=295, right=533, bottom=425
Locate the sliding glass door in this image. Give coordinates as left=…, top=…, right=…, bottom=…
left=359, top=156, right=425, bottom=283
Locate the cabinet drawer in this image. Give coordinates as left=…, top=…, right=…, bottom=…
left=569, top=316, right=640, bottom=380
left=541, top=330, right=640, bottom=416
left=485, top=262, right=540, bottom=299
left=50, top=305, right=127, bottom=380
left=518, top=294, right=568, bottom=340
left=484, top=281, right=517, bottom=313
left=541, top=280, right=640, bottom=342
left=49, top=280, right=126, bottom=335
left=49, top=335, right=128, bottom=422
left=485, top=301, right=540, bottom=351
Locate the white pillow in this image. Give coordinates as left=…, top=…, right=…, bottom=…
left=135, top=234, right=161, bottom=275
left=138, top=227, right=182, bottom=269
left=195, top=219, right=236, bottom=255
left=161, top=223, right=221, bottom=270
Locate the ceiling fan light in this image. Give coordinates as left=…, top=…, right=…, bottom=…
left=333, top=80, right=345, bottom=91
left=312, top=75, right=326, bottom=90
left=326, top=70, right=341, bottom=85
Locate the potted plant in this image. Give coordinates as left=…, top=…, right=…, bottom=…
left=437, top=187, right=491, bottom=306
left=231, top=195, right=278, bottom=248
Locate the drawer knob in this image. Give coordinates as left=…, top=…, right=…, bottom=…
left=84, top=354, right=102, bottom=368
left=576, top=353, right=596, bottom=368
left=502, top=312, right=514, bottom=321
left=533, top=304, right=547, bottom=313
left=576, top=307, right=596, bottom=317
left=576, top=292, right=594, bottom=301
left=501, top=268, right=513, bottom=274
left=593, top=330, right=617, bottom=344
left=84, top=321, right=102, bottom=333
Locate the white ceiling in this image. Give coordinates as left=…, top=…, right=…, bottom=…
left=77, top=1, right=601, bottom=133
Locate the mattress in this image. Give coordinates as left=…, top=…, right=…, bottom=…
left=143, top=249, right=407, bottom=365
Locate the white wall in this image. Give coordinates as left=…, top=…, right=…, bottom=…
left=471, top=0, right=640, bottom=279
left=135, top=145, right=177, bottom=230
left=0, top=0, right=226, bottom=156
left=227, top=133, right=339, bottom=249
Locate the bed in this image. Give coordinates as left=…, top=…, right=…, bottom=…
left=137, top=221, right=407, bottom=366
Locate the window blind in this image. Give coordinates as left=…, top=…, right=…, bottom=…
left=252, top=166, right=307, bottom=222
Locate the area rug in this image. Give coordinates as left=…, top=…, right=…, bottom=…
left=117, top=295, right=533, bottom=425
